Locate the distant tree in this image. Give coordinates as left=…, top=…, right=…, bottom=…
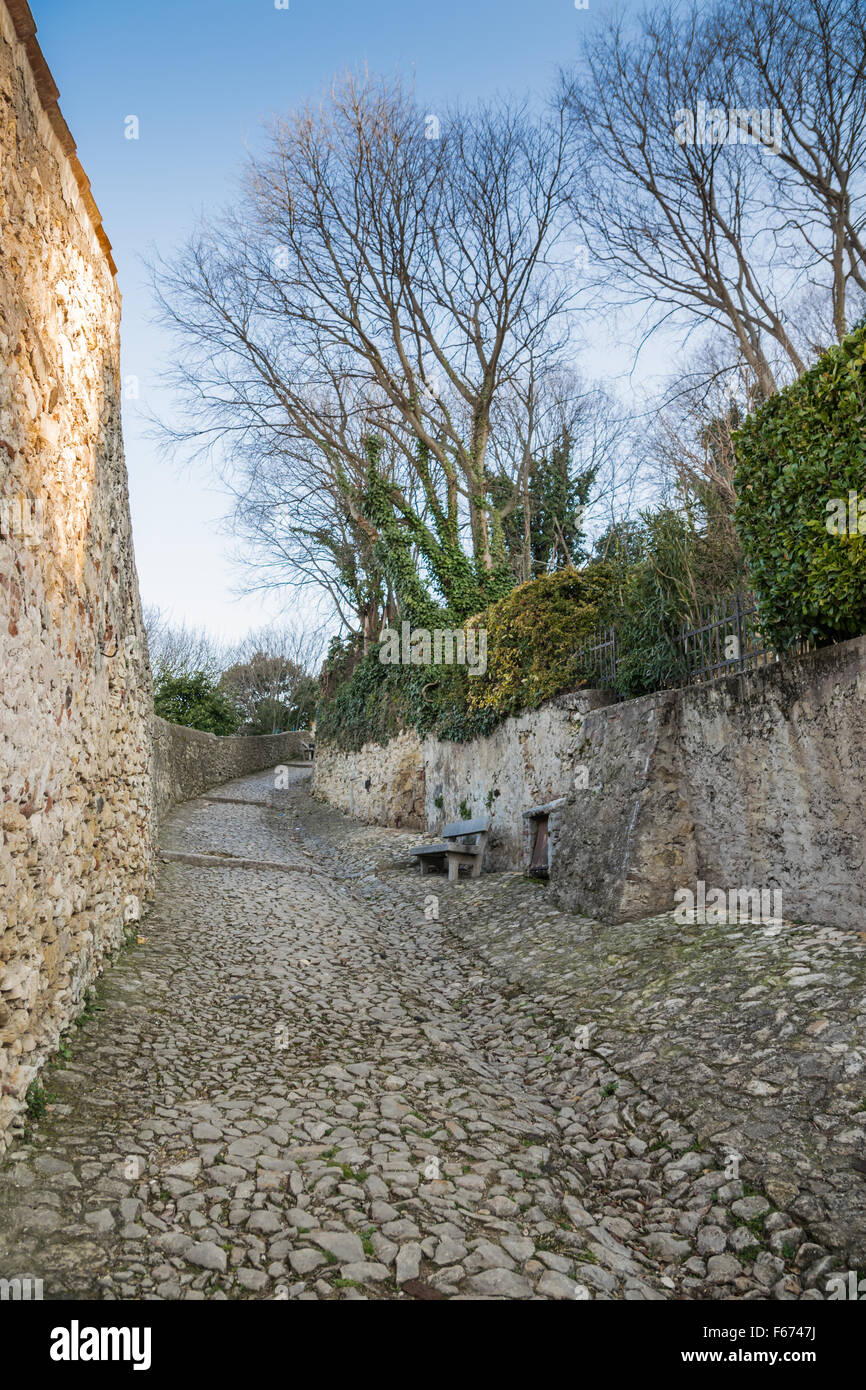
left=143, top=607, right=229, bottom=681
left=153, top=671, right=241, bottom=735
left=220, top=652, right=318, bottom=733
left=219, top=625, right=323, bottom=732
left=486, top=370, right=626, bottom=584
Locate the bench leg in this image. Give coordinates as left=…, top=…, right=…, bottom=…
left=448, top=856, right=459, bottom=883
left=471, top=857, right=483, bottom=878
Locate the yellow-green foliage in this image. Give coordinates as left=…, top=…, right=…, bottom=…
left=465, top=567, right=610, bottom=720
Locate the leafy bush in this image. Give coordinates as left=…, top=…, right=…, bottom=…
left=154, top=671, right=241, bottom=735
left=594, top=503, right=746, bottom=699
left=462, top=567, right=611, bottom=720
left=734, top=324, right=866, bottom=647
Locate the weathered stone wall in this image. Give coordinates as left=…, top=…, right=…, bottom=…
left=422, top=692, right=614, bottom=869
left=314, top=637, right=865, bottom=930
left=551, top=634, right=866, bottom=928
left=312, top=729, right=425, bottom=829
left=310, top=694, right=614, bottom=848
left=676, top=633, right=866, bottom=929
left=311, top=693, right=614, bottom=860
left=152, top=718, right=309, bottom=828
left=551, top=689, right=697, bottom=922
left=0, top=1, right=152, bottom=1152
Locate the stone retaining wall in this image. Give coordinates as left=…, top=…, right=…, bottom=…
left=314, top=636, right=866, bottom=930
left=422, top=693, right=614, bottom=868
left=310, top=694, right=615, bottom=851
left=312, top=729, right=425, bottom=830
left=0, top=0, right=152, bottom=1153
left=551, top=689, right=697, bottom=922
left=675, top=634, right=865, bottom=929
left=152, top=718, right=309, bottom=828
left=552, top=635, right=866, bottom=928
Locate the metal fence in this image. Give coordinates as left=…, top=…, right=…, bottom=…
left=574, top=593, right=814, bottom=695
left=678, top=592, right=817, bottom=684
left=572, top=624, right=619, bottom=690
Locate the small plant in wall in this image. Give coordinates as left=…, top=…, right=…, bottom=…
left=22, top=1078, right=57, bottom=1140
left=458, top=799, right=471, bottom=820
left=433, top=794, right=444, bottom=810
left=25, top=1079, right=53, bottom=1121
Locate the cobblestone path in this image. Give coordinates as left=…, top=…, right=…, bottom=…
left=0, top=768, right=863, bottom=1300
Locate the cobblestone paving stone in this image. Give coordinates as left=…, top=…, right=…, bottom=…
left=0, top=767, right=863, bottom=1300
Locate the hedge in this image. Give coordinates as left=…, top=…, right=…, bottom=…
left=734, top=324, right=866, bottom=647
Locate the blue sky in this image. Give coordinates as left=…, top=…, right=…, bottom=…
left=35, top=0, right=639, bottom=640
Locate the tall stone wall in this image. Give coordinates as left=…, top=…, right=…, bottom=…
left=675, top=633, right=865, bottom=927
left=551, top=635, right=866, bottom=928
left=551, top=689, right=697, bottom=922
left=0, top=0, right=152, bottom=1153
left=152, top=718, right=309, bottom=828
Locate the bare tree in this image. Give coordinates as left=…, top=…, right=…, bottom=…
left=220, top=624, right=324, bottom=732
left=224, top=406, right=403, bottom=645
left=731, top=0, right=866, bottom=346
left=648, top=344, right=760, bottom=511
left=562, top=0, right=866, bottom=398
left=143, top=606, right=231, bottom=681
left=151, top=72, right=579, bottom=625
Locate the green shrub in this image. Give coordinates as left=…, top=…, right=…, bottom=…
left=594, top=504, right=745, bottom=699
left=734, top=325, right=866, bottom=647
left=154, top=671, right=241, bottom=735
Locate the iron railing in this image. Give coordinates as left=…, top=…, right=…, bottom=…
left=678, top=592, right=815, bottom=684
left=574, top=593, right=815, bottom=695
left=573, top=623, right=618, bottom=690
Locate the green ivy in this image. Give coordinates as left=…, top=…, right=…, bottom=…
left=316, top=567, right=613, bottom=749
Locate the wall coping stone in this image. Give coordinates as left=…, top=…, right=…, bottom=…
left=3, top=0, right=116, bottom=275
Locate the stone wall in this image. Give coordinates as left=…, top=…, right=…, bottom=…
left=310, top=694, right=615, bottom=849
left=551, top=689, right=697, bottom=922
left=422, top=692, right=614, bottom=869
left=152, top=718, right=309, bottom=828
left=314, top=636, right=865, bottom=931
left=551, top=634, right=866, bottom=929
left=676, top=634, right=865, bottom=929
left=312, top=729, right=425, bottom=830
left=0, top=1, right=152, bottom=1152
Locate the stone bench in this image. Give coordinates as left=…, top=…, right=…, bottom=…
left=411, top=816, right=490, bottom=882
